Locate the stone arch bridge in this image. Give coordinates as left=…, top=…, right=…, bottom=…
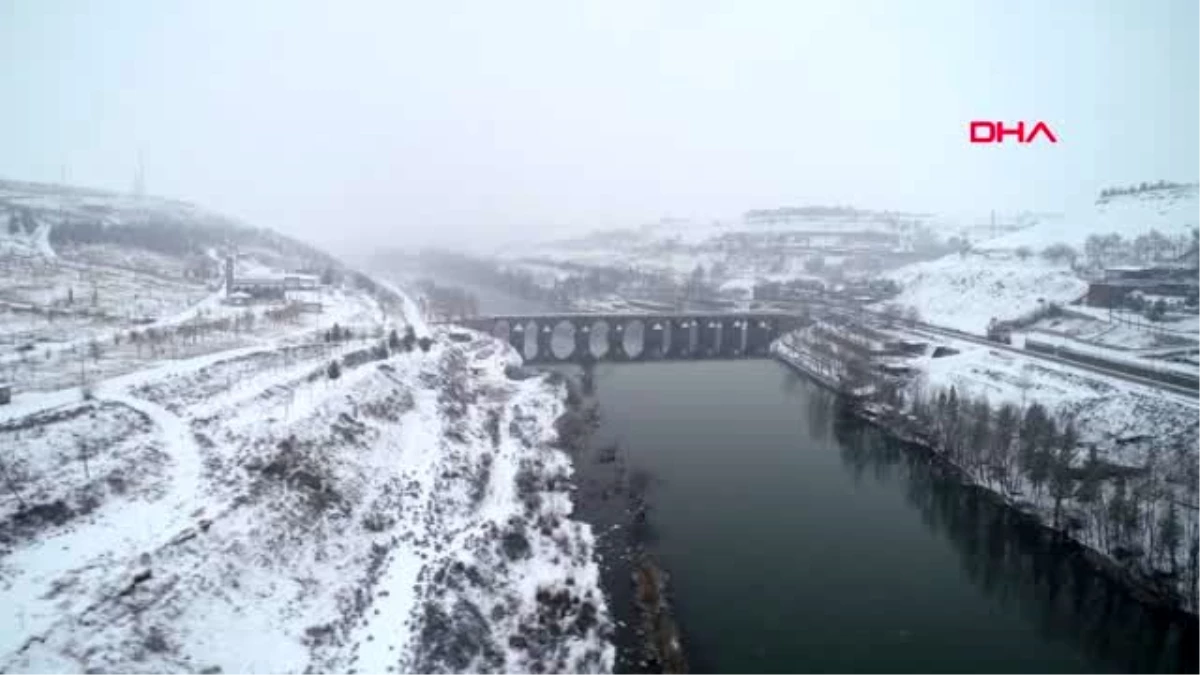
left=453, top=311, right=804, bottom=363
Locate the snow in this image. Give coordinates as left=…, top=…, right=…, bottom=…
left=0, top=182, right=612, bottom=672
left=32, top=221, right=56, bottom=259
left=907, top=337, right=1198, bottom=468
left=882, top=253, right=1087, bottom=333
left=0, top=327, right=613, bottom=673
left=982, top=185, right=1199, bottom=251
left=876, top=186, right=1199, bottom=336
left=1021, top=330, right=1200, bottom=379
left=1027, top=312, right=1190, bottom=350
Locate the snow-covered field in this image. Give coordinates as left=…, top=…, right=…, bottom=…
left=0, top=327, right=613, bottom=673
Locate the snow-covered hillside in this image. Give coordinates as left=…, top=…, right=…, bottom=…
left=983, top=184, right=1199, bottom=251
left=0, top=180, right=614, bottom=673
left=885, top=254, right=1087, bottom=333
left=882, top=184, right=1199, bottom=335
left=497, top=207, right=972, bottom=285
left=0, top=180, right=401, bottom=395
left=0, top=330, right=612, bottom=673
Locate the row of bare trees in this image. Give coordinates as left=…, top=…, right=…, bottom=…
left=1083, top=229, right=1199, bottom=268
left=879, top=382, right=1198, bottom=606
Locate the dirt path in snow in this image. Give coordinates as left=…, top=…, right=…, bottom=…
left=99, top=390, right=206, bottom=536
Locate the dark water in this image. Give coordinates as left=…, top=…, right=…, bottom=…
left=436, top=278, right=1197, bottom=673
left=579, top=360, right=1195, bottom=673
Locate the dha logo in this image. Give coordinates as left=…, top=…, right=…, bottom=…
left=970, top=121, right=1058, bottom=144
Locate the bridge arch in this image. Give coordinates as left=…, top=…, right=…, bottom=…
left=589, top=320, right=611, bottom=359
left=521, top=320, right=539, bottom=360
left=550, top=320, right=575, bottom=360
left=622, top=319, right=645, bottom=360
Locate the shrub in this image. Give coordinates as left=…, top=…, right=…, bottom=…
left=327, top=361, right=341, bottom=379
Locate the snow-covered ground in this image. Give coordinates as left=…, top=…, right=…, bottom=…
left=880, top=186, right=1199, bottom=336
left=0, top=180, right=613, bottom=672
left=905, top=337, right=1198, bottom=468
left=883, top=254, right=1087, bottom=333
left=0, top=283, right=387, bottom=394
left=1027, top=312, right=1198, bottom=351
left=983, top=184, right=1199, bottom=251
left=491, top=206, right=977, bottom=292
left=0, top=326, right=613, bottom=673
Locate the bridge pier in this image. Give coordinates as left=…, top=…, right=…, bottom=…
left=609, top=321, right=628, bottom=361
left=510, top=323, right=526, bottom=356
left=573, top=320, right=593, bottom=361
left=536, top=321, right=554, bottom=361
left=746, top=318, right=775, bottom=356
left=698, top=317, right=720, bottom=357
left=670, top=318, right=694, bottom=357
left=721, top=318, right=745, bottom=357
left=643, top=319, right=666, bottom=359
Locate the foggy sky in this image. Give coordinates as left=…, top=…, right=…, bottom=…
left=2, top=0, right=1197, bottom=255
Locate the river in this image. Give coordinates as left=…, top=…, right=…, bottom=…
left=421, top=277, right=1197, bottom=673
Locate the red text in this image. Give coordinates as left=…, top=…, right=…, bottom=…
left=969, top=121, right=1058, bottom=144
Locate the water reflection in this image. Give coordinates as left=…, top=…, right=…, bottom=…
left=831, top=417, right=1199, bottom=674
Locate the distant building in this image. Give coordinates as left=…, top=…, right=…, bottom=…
left=224, top=252, right=322, bottom=301
left=1086, top=264, right=1199, bottom=307
left=226, top=291, right=253, bottom=306
left=754, top=278, right=825, bottom=301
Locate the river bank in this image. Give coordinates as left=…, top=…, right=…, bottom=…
left=859, top=396, right=1198, bottom=618
left=542, top=365, right=690, bottom=673
left=772, top=336, right=1200, bottom=658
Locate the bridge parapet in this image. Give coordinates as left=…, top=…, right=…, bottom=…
left=449, top=310, right=800, bottom=364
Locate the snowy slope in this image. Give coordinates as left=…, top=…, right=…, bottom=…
left=0, top=331, right=613, bottom=673
left=882, top=184, right=1199, bottom=334
left=884, top=254, right=1087, bottom=333
left=982, top=184, right=1198, bottom=251
left=0, top=178, right=339, bottom=281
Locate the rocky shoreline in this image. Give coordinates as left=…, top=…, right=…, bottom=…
left=545, top=367, right=690, bottom=674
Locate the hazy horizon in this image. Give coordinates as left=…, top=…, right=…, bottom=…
left=3, top=0, right=1197, bottom=256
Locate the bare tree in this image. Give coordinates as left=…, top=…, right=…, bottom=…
left=0, top=452, right=26, bottom=509
left=1050, top=420, right=1079, bottom=527
left=77, top=438, right=90, bottom=481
